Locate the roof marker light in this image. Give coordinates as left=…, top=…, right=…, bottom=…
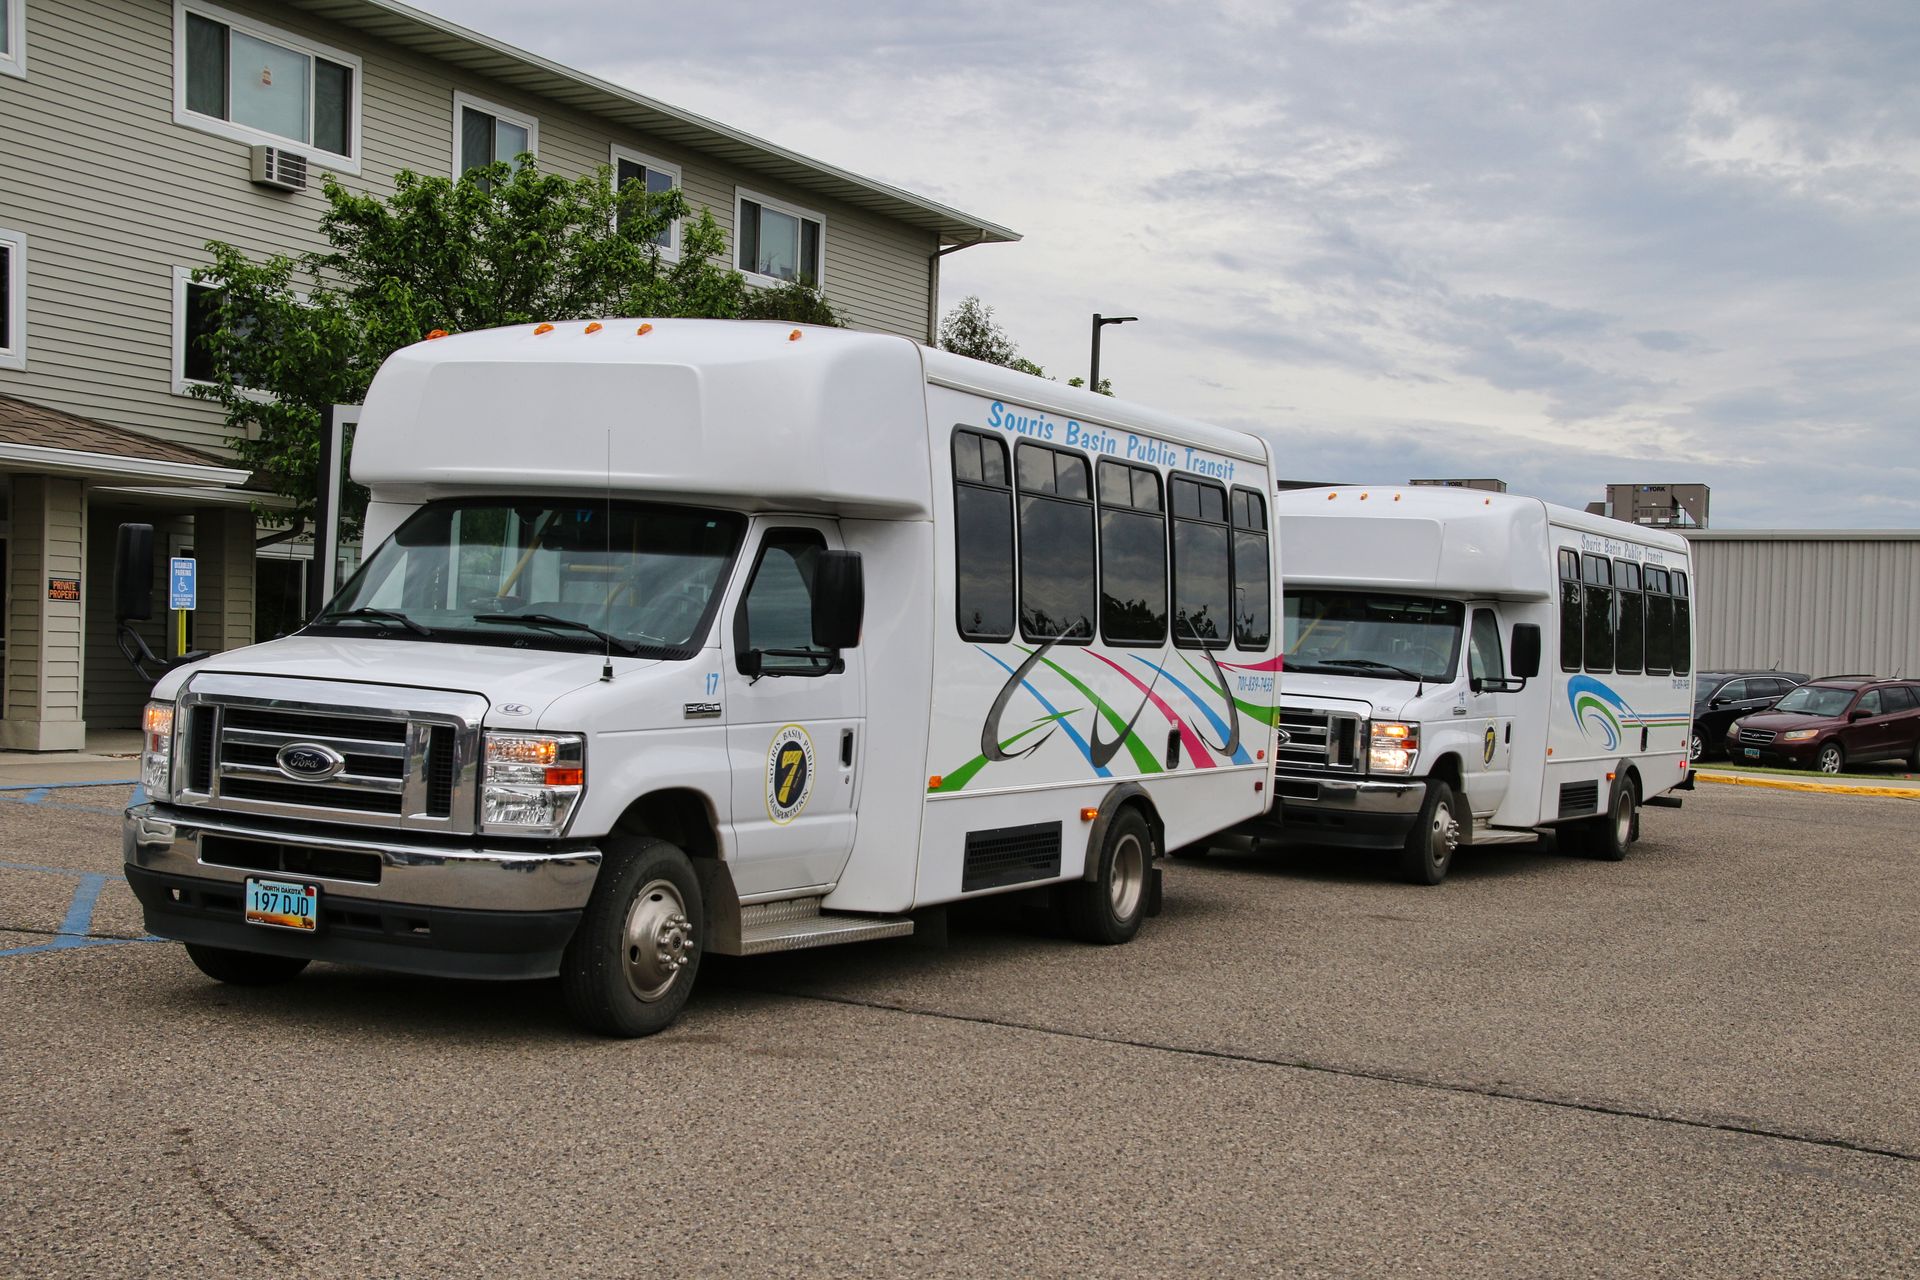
left=1394, top=493, right=1402, bottom=501
left=1359, top=492, right=1369, bottom=501
left=1326, top=492, right=1337, bottom=500
left=789, top=329, right=803, bottom=341
left=584, top=322, right=603, bottom=335
left=533, top=323, right=554, bottom=335
left=424, top=329, right=449, bottom=340
left=636, top=323, right=653, bottom=336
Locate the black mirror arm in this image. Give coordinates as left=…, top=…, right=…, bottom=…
left=116, top=623, right=207, bottom=684
left=1471, top=675, right=1528, bottom=694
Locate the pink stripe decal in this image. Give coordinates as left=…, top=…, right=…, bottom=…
left=1219, top=654, right=1285, bottom=673
left=1084, top=651, right=1217, bottom=768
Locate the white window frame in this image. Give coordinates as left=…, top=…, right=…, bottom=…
left=0, top=227, right=25, bottom=370
left=172, top=266, right=219, bottom=397
left=609, top=144, right=682, bottom=261
left=1, top=0, right=27, bottom=79
left=172, top=1, right=363, bottom=173
left=733, top=187, right=827, bottom=290
left=452, top=91, right=539, bottom=179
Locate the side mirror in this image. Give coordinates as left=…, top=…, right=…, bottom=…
left=1848, top=709, right=1869, bottom=722
left=811, top=550, right=864, bottom=651
left=1510, top=623, right=1542, bottom=679
left=114, top=523, right=155, bottom=622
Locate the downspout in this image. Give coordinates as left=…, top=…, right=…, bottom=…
left=928, top=233, right=990, bottom=344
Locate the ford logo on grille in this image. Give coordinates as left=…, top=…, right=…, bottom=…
left=1273, top=729, right=1292, bottom=746
left=276, top=742, right=345, bottom=781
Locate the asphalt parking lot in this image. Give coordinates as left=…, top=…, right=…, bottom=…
left=2, top=782, right=1915, bottom=1278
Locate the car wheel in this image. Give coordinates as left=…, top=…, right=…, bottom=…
left=1688, top=730, right=1707, bottom=762
left=1397, top=780, right=1459, bottom=885
left=1908, top=738, right=1920, bottom=772
left=561, top=837, right=702, bottom=1038
left=1816, top=742, right=1845, bottom=775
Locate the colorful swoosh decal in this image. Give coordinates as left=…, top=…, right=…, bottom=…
left=1126, top=657, right=1251, bottom=765
left=978, top=645, right=1104, bottom=775
left=1086, top=651, right=1216, bottom=768
left=1568, top=675, right=1691, bottom=749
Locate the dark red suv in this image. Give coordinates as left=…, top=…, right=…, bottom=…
left=1727, top=677, right=1920, bottom=773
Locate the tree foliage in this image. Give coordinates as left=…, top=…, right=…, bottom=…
left=937, top=295, right=1112, bottom=394
left=193, top=159, right=842, bottom=535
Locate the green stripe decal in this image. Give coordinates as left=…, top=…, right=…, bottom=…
left=1030, top=650, right=1162, bottom=773
left=931, top=713, right=1072, bottom=792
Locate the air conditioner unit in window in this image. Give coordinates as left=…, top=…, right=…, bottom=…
left=249, top=145, right=309, bottom=193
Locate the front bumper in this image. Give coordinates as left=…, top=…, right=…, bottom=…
left=124, top=803, right=601, bottom=979
left=1245, top=774, right=1428, bottom=850
left=1725, top=735, right=1818, bottom=767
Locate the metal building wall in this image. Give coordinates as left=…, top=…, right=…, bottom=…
left=1684, top=532, right=1920, bottom=678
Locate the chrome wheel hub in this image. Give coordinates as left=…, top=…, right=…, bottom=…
left=1430, top=803, right=1459, bottom=859
left=622, top=879, right=694, bottom=1002
left=1109, top=833, right=1146, bottom=920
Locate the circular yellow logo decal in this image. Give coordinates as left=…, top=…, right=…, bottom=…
left=1484, top=724, right=1498, bottom=765
left=766, top=725, right=816, bottom=825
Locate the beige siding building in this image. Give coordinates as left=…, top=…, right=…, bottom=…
left=1683, top=531, right=1920, bottom=679
left=0, top=0, right=1015, bottom=747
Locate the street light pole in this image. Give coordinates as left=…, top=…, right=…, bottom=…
left=1089, top=313, right=1138, bottom=393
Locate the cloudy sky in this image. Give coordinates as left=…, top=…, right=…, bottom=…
left=413, top=0, right=1920, bottom=528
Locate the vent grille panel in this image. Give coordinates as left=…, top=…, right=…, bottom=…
left=1558, top=780, right=1600, bottom=818
left=962, top=821, right=1062, bottom=892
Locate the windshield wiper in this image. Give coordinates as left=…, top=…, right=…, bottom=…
left=316, top=607, right=433, bottom=636
left=1320, top=658, right=1428, bottom=685
left=472, top=612, right=644, bottom=655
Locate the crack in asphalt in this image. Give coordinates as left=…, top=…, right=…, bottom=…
left=171, top=1125, right=298, bottom=1266
left=759, top=986, right=1920, bottom=1165
left=0, top=923, right=150, bottom=940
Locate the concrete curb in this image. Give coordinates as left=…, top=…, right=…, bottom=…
left=1694, top=772, right=1920, bottom=800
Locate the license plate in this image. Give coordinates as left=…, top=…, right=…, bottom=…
left=245, top=877, right=319, bottom=931
left=1744, top=747, right=1761, bottom=758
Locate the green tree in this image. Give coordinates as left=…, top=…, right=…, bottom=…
left=937, top=295, right=1113, bottom=393
left=192, top=159, right=842, bottom=535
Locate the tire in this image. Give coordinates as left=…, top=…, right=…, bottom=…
left=1065, top=807, right=1153, bottom=945
left=1815, top=742, right=1845, bottom=775
left=1908, top=738, right=1920, bottom=772
left=1688, top=730, right=1707, bottom=763
left=1586, top=776, right=1637, bottom=862
left=184, top=944, right=309, bottom=986
left=1397, top=780, right=1460, bottom=885
left=561, top=837, right=702, bottom=1038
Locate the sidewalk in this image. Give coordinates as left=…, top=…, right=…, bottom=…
left=1693, top=767, right=1920, bottom=800
left=0, top=731, right=141, bottom=788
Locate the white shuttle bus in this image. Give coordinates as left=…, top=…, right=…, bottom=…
left=120, top=321, right=1280, bottom=1035
left=1237, top=486, right=1693, bottom=882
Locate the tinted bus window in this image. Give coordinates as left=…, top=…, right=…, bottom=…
left=1614, top=559, right=1644, bottom=673
left=1672, top=569, right=1691, bottom=674
left=1016, top=442, right=1095, bottom=643
left=1097, top=460, right=1167, bottom=645
left=1582, top=554, right=1614, bottom=673
left=1231, top=487, right=1270, bottom=650
left=1170, top=475, right=1230, bottom=648
left=1644, top=566, right=1672, bottom=675
left=1558, top=548, right=1582, bottom=672
left=953, top=430, right=1014, bottom=641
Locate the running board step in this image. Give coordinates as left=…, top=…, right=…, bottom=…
left=736, top=896, right=914, bottom=956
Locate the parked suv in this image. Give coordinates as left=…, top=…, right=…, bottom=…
left=1689, top=670, right=1809, bottom=761
left=1726, top=676, right=1920, bottom=773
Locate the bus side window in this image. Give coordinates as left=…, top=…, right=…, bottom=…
left=1581, top=553, right=1614, bottom=673
left=952, top=429, right=1014, bottom=642
left=1672, top=570, right=1691, bottom=674
left=1015, top=441, right=1095, bottom=644
left=1170, top=474, right=1230, bottom=649
left=1558, top=549, right=1582, bottom=672
left=1644, top=567, right=1672, bottom=675
left=1096, top=459, right=1167, bottom=645
left=1231, top=487, right=1270, bottom=650
left=1614, top=560, right=1644, bottom=673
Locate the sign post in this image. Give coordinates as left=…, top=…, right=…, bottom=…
left=169, top=556, right=196, bottom=658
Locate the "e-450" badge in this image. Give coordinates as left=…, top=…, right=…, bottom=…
left=766, top=724, right=815, bottom=825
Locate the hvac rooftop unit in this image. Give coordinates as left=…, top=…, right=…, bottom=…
left=249, top=145, right=309, bottom=193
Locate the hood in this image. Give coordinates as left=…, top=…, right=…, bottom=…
left=1280, top=669, right=1429, bottom=721
left=154, top=635, right=656, bottom=724
left=1735, top=709, right=1838, bottom=733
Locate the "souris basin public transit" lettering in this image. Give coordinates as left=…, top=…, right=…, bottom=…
left=985, top=400, right=1238, bottom=483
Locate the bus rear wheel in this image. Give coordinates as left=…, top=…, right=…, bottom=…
left=1065, top=808, right=1152, bottom=945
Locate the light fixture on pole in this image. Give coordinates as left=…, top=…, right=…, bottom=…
left=1089, top=313, right=1137, bottom=393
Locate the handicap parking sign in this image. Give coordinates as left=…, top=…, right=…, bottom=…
left=169, top=557, right=196, bottom=611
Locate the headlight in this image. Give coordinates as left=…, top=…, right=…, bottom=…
left=142, top=702, right=175, bottom=802
left=1780, top=729, right=1819, bottom=742
left=482, top=731, right=585, bottom=834
left=1369, top=721, right=1419, bottom=774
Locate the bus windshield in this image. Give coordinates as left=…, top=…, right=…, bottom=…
left=1283, top=591, right=1465, bottom=682
left=310, top=500, right=744, bottom=656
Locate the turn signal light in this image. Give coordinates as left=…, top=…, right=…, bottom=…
left=1080, top=807, right=1099, bottom=822
left=546, top=767, right=584, bottom=787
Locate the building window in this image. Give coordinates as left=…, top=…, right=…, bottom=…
left=1015, top=442, right=1094, bottom=644
left=1, top=0, right=26, bottom=78
left=1097, top=459, right=1166, bottom=646
left=175, top=2, right=360, bottom=165
left=455, top=92, right=537, bottom=179
left=1170, top=474, right=1230, bottom=649
left=735, top=189, right=823, bottom=286
left=172, top=267, right=223, bottom=393
left=953, top=429, right=1014, bottom=642
left=611, top=146, right=681, bottom=256
left=0, top=228, right=24, bottom=370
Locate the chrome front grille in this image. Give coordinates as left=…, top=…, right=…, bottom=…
left=1739, top=727, right=1776, bottom=745
left=173, top=674, right=485, bottom=834
left=1275, top=707, right=1366, bottom=776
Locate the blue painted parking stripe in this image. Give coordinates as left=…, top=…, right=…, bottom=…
left=0, top=779, right=137, bottom=791
left=0, top=863, right=160, bottom=957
